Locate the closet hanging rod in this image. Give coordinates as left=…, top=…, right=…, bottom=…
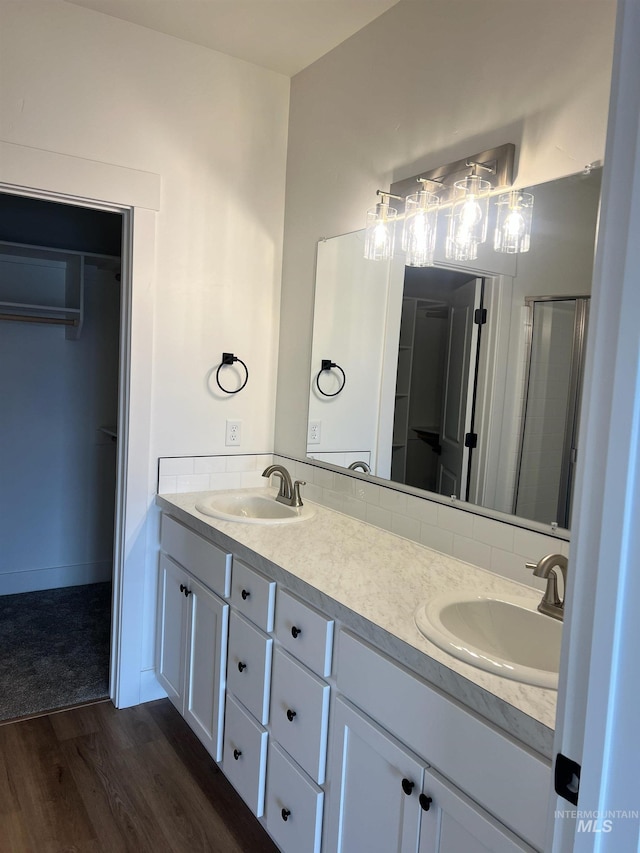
left=0, top=312, right=78, bottom=327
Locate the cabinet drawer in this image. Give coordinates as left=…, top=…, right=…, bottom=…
left=275, top=590, right=333, bottom=677
left=222, top=694, right=268, bottom=817
left=269, top=648, right=330, bottom=784
left=336, top=630, right=550, bottom=852
left=230, top=560, right=276, bottom=632
left=265, top=742, right=323, bottom=853
left=227, top=610, right=273, bottom=725
left=160, top=514, right=231, bottom=598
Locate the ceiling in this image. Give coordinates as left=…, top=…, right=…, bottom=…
left=65, top=0, right=400, bottom=77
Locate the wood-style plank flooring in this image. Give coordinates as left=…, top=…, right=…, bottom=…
left=0, top=698, right=280, bottom=853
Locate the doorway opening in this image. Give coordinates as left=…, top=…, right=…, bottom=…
left=390, top=266, right=483, bottom=501
left=0, top=192, right=123, bottom=721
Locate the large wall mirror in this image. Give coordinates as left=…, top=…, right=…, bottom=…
left=307, top=167, right=601, bottom=533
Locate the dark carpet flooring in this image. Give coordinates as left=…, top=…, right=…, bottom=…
left=0, top=582, right=111, bottom=722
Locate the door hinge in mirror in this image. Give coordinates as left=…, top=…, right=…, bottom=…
left=464, top=432, right=478, bottom=449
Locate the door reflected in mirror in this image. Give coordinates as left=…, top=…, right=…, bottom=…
left=307, top=168, right=601, bottom=532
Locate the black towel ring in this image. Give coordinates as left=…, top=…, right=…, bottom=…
left=216, top=352, right=249, bottom=394
left=315, top=359, right=346, bottom=397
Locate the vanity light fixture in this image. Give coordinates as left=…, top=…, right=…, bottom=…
left=364, top=190, right=401, bottom=261
left=402, top=179, right=441, bottom=267
left=364, top=144, right=535, bottom=263
left=493, top=190, right=534, bottom=254
left=445, top=162, right=493, bottom=262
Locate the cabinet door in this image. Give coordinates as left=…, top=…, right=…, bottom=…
left=418, top=767, right=534, bottom=853
left=156, top=555, right=188, bottom=710
left=325, top=697, right=424, bottom=853
left=183, top=577, right=229, bottom=763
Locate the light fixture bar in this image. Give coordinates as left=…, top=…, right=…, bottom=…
left=389, top=143, right=515, bottom=204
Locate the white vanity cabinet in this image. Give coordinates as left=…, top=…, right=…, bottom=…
left=326, top=630, right=549, bottom=853
left=325, top=696, right=534, bottom=853
left=418, top=766, right=533, bottom=853
left=156, top=516, right=232, bottom=762
left=262, top=591, right=333, bottom=853
left=326, top=696, right=426, bottom=853
left=222, top=561, right=276, bottom=820
left=155, top=506, right=552, bottom=853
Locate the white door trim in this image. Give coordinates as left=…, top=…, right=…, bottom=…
left=0, top=140, right=160, bottom=708
left=550, top=0, right=640, bottom=849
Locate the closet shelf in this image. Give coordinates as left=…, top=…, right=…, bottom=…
left=0, top=241, right=88, bottom=340
left=98, top=426, right=118, bottom=443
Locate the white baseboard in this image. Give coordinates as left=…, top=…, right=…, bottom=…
left=140, top=668, right=167, bottom=704
left=0, top=561, right=112, bottom=596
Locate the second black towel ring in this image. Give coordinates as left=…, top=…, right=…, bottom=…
left=315, top=359, right=346, bottom=397
left=216, top=352, right=249, bottom=394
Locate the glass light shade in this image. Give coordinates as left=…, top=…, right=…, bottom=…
left=402, top=189, right=440, bottom=267
left=445, top=175, right=491, bottom=261
left=364, top=201, right=398, bottom=261
left=494, top=191, right=534, bottom=253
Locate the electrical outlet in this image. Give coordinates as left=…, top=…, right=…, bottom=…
left=225, top=420, right=242, bottom=446
left=308, top=420, right=321, bottom=444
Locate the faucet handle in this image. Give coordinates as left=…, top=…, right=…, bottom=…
left=525, top=562, right=538, bottom=572
left=291, top=480, right=306, bottom=508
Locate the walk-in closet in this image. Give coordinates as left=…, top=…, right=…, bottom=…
left=0, top=193, right=122, bottom=721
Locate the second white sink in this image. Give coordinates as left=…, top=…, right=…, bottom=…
left=415, top=592, right=562, bottom=689
left=195, top=489, right=315, bottom=525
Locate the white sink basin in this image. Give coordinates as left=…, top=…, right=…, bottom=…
left=195, top=490, right=315, bottom=525
left=415, top=592, right=562, bottom=689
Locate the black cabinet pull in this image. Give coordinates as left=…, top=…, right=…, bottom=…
left=281, top=808, right=291, bottom=822
left=291, top=626, right=302, bottom=639
left=401, top=778, right=415, bottom=796
left=419, top=794, right=433, bottom=811
left=233, top=749, right=242, bottom=760
left=238, top=661, right=247, bottom=672
left=286, top=709, right=297, bottom=722
left=241, top=589, right=250, bottom=600
left=179, top=584, right=191, bottom=597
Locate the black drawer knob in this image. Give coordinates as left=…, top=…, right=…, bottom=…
left=419, top=794, right=433, bottom=812
left=286, top=709, right=297, bottom=722
left=281, top=808, right=291, bottom=822
left=291, top=626, right=302, bottom=639
left=233, top=749, right=242, bottom=760
left=179, top=583, right=191, bottom=597
left=238, top=661, right=247, bottom=672
left=241, top=589, right=250, bottom=600
left=401, top=778, right=415, bottom=796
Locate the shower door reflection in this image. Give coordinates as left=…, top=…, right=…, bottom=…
left=514, top=296, right=590, bottom=528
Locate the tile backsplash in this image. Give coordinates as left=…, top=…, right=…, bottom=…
left=158, top=453, right=274, bottom=495
left=157, top=452, right=569, bottom=592
left=274, top=455, right=569, bottom=593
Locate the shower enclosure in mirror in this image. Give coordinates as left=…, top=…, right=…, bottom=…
left=307, top=168, right=601, bottom=531
left=514, top=296, right=589, bottom=529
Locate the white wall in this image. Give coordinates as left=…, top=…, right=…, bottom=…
left=308, top=231, right=390, bottom=468
left=275, top=0, right=615, bottom=457
left=0, top=0, right=289, bottom=460
left=0, top=0, right=290, bottom=697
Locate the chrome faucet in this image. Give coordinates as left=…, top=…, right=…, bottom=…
left=348, top=461, right=371, bottom=474
left=526, top=554, right=568, bottom=621
left=262, top=464, right=306, bottom=508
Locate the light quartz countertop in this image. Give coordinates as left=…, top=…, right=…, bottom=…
left=156, top=489, right=557, bottom=759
